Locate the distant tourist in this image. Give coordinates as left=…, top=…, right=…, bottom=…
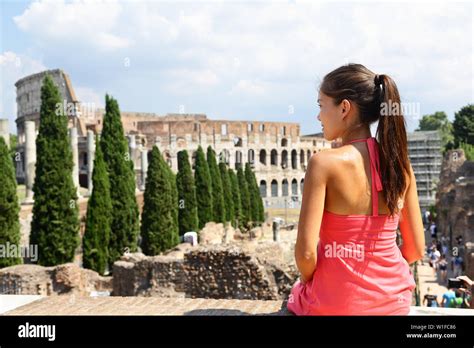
left=452, top=256, right=464, bottom=278
left=440, top=236, right=449, bottom=256
left=441, top=288, right=456, bottom=308
left=438, top=255, right=448, bottom=284
left=423, top=288, right=439, bottom=307
left=451, top=289, right=467, bottom=308
left=429, top=247, right=441, bottom=274
left=287, top=64, right=424, bottom=316
left=429, top=222, right=437, bottom=239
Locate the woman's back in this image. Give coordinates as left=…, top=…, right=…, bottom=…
left=290, top=63, right=425, bottom=316
left=288, top=137, right=416, bottom=315
left=323, top=138, right=407, bottom=216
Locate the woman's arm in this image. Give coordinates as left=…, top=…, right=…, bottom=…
left=295, top=152, right=328, bottom=283
left=399, top=163, right=426, bottom=264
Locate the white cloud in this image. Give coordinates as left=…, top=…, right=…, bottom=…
left=6, top=0, right=473, bottom=133
left=14, top=0, right=129, bottom=51
left=74, top=86, right=104, bottom=108
left=162, top=68, right=220, bottom=95
left=229, top=79, right=266, bottom=96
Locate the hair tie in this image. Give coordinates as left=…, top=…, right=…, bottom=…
left=374, top=74, right=383, bottom=86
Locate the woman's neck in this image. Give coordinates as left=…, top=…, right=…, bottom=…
left=341, top=124, right=372, bottom=145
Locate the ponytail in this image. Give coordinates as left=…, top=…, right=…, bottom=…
left=320, top=64, right=410, bottom=217
left=375, top=74, right=410, bottom=216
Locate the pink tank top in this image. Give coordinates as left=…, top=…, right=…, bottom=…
left=287, top=137, right=416, bottom=315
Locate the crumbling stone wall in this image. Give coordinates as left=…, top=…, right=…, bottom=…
left=113, top=253, right=185, bottom=297
left=112, top=242, right=297, bottom=300
left=0, top=263, right=111, bottom=296
left=184, top=246, right=279, bottom=300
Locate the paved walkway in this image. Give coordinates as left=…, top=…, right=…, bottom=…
left=2, top=295, right=473, bottom=315
left=2, top=296, right=291, bottom=316
left=417, top=226, right=457, bottom=308
left=417, top=258, right=449, bottom=307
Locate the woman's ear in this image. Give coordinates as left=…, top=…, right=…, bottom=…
left=341, top=99, right=351, bottom=118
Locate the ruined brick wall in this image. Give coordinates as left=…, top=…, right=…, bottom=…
left=112, top=242, right=297, bottom=300
left=184, top=246, right=279, bottom=300
left=113, top=253, right=185, bottom=297
left=0, top=263, right=112, bottom=296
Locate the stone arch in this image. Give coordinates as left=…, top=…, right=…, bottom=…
left=248, top=149, right=255, bottom=164
left=260, top=180, right=267, bottom=197
left=271, top=179, right=278, bottom=197
left=282, top=179, right=289, bottom=196
left=219, top=149, right=230, bottom=165
left=233, top=136, right=243, bottom=147
left=281, top=150, right=288, bottom=169
left=300, top=178, right=304, bottom=194
left=235, top=150, right=243, bottom=169
left=292, top=178, right=298, bottom=196
left=259, top=149, right=267, bottom=166
left=271, top=149, right=278, bottom=166
left=291, top=149, right=297, bottom=169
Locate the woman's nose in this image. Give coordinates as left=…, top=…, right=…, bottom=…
left=317, top=114, right=321, bottom=121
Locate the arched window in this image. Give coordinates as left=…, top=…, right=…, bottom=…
left=292, top=178, right=298, bottom=196
left=260, top=180, right=267, bottom=197
left=291, top=150, right=297, bottom=169
left=271, top=149, right=278, bottom=166
left=235, top=151, right=242, bottom=169
left=248, top=149, right=255, bottom=164
left=281, top=150, right=288, bottom=169
left=271, top=180, right=278, bottom=197
left=259, top=149, right=266, bottom=166
left=282, top=179, right=289, bottom=196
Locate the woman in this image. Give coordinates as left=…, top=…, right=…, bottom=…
left=287, top=64, right=425, bottom=315
left=438, top=254, right=448, bottom=284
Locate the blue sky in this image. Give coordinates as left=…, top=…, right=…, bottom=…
left=1, top=0, right=473, bottom=135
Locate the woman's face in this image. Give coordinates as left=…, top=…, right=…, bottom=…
left=317, top=91, right=343, bottom=141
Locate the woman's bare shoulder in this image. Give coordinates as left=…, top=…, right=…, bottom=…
left=306, top=148, right=343, bottom=180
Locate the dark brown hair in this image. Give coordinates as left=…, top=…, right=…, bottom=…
left=320, top=63, right=409, bottom=217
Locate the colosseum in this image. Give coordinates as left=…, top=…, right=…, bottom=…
left=13, top=69, right=335, bottom=208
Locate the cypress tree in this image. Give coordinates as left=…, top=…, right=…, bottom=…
left=30, top=75, right=80, bottom=266
left=194, top=146, right=213, bottom=229
left=219, top=162, right=234, bottom=225
left=162, top=155, right=179, bottom=234
left=83, top=138, right=111, bottom=275
left=245, top=163, right=265, bottom=225
left=237, top=166, right=250, bottom=231
left=228, top=168, right=241, bottom=229
left=100, top=95, right=139, bottom=268
left=207, top=146, right=225, bottom=223
left=176, top=150, right=199, bottom=236
left=0, top=136, right=22, bottom=267
left=141, top=146, right=179, bottom=255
